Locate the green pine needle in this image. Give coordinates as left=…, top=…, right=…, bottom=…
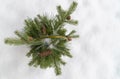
left=4, top=1, right=79, bottom=75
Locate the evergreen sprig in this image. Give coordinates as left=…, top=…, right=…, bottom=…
left=4, top=1, right=79, bottom=75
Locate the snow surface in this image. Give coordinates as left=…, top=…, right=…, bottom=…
left=0, top=0, right=120, bottom=79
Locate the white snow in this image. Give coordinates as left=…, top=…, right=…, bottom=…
left=0, top=0, right=120, bottom=79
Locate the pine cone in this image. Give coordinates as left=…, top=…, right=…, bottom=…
left=66, top=16, right=71, bottom=20
left=28, top=36, right=33, bottom=41
left=39, top=49, right=52, bottom=57
left=41, top=25, right=46, bottom=34
left=67, top=36, right=72, bottom=41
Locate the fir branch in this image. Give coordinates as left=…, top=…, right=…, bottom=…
left=66, top=1, right=78, bottom=16
left=70, top=35, right=79, bottom=38
left=67, top=30, right=76, bottom=36
left=52, top=54, right=61, bottom=75
left=65, top=20, right=78, bottom=25
left=54, top=2, right=78, bottom=31
left=57, top=6, right=65, bottom=17
left=5, top=38, right=26, bottom=45
left=14, top=31, right=28, bottom=43
left=4, top=1, right=79, bottom=76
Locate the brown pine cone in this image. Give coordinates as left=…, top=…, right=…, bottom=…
left=41, top=25, right=46, bottom=34
left=66, top=16, right=71, bottom=20
left=39, top=49, right=52, bottom=57
left=28, top=36, right=33, bottom=41
left=67, top=36, right=72, bottom=41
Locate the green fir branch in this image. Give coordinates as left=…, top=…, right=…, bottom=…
left=4, top=1, right=79, bottom=75
left=5, top=38, right=26, bottom=45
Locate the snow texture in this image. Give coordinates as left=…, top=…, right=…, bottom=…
left=0, top=0, right=120, bottom=79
